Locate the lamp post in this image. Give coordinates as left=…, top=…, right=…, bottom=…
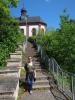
left=25, top=16, right=28, bottom=49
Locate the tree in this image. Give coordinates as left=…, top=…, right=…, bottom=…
left=36, top=13, right=75, bottom=73
left=0, top=0, right=25, bottom=68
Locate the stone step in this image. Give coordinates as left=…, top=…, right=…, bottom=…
left=0, top=76, right=19, bottom=100
left=0, top=69, right=18, bottom=73
left=6, top=58, right=21, bottom=62
left=0, top=68, right=20, bottom=77
left=34, top=61, right=40, bottom=63
left=10, top=52, right=22, bottom=55
left=6, top=58, right=22, bottom=67
left=35, top=66, right=42, bottom=69
left=36, top=71, right=48, bottom=76
left=36, top=69, right=47, bottom=73
left=24, top=58, right=40, bottom=62
left=0, top=69, right=18, bottom=74
left=0, top=95, right=15, bottom=100
left=7, top=63, right=22, bottom=67
left=0, top=91, right=14, bottom=95
left=15, top=50, right=22, bottom=54
left=35, top=67, right=41, bottom=69
left=7, top=65, right=21, bottom=69
left=22, top=75, right=49, bottom=82
left=34, top=66, right=42, bottom=69
left=33, top=80, right=49, bottom=85
left=34, top=62, right=41, bottom=65
left=34, top=65, right=41, bottom=69
left=36, top=68, right=44, bottom=70
left=10, top=54, right=22, bottom=59
left=36, top=76, right=49, bottom=81
left=0, top=77, right=19, bottom=95
left=33, top=84, right=50, bottom=89
left=6, top=60, right=22, bottom=67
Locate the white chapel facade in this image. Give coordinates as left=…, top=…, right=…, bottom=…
left=17, top=7, right=47, bottom=37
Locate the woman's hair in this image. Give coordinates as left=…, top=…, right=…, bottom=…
left=28, top=56, right=32, bottom=59
left=28, top=56, right=32, bottom=61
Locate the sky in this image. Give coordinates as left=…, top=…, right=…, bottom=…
left=10, top=0, right=75, bottom=28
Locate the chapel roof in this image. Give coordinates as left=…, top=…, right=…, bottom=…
left=16, top=16, right=47, bottom=26
left=16, top=7, right=47, bottom=26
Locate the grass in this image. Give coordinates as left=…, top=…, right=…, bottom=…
left=17, top=68, right=26, bottom=100
left=20, top=68, right=26, bottom=77
left=17, top=86, right=25, bottom=100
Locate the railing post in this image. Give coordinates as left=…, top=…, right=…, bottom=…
left=37, top=45, right=38, bottom=52
left=52, top=58, right=54, bottom=74
left=48, top=58, right=50, bottom=71
left=37, top=45, right=40, bottom=53
left=41, top=48, right=42, bottom=58
left=71, top=75, right=74, bottom=100
left=56, top=66, right=59, bottom=87
left=62, top=71, right=64, bottom=91
left=23, top=42, right=26, bottom=53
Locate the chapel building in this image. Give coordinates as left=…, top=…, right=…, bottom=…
left=17, top=7, right=47, bottom=37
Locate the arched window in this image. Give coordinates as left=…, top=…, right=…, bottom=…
left=32, top=28, right=36, bottom=36
left=20, top=28, right=24, bottom=33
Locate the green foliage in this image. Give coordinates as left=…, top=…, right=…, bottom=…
left=28, top=36, right=36, bottom=43
left=36, top=14, right=75, bottom=73
left=16, top=30, right=25, bottom=44
left=36, top=30, right=45, bottom=45
left=0, top=0, right=25, bottom=68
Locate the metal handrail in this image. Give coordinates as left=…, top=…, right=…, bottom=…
left=37, top=44, right=75, bottom=100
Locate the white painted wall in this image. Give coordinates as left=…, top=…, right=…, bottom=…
left=20, top=24, right=46, bottom=37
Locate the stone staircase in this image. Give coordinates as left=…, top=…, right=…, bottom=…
left=33, top=61, right=49, bottom=88
left=24, top=42, right=51, bottom=90
left=0, top=72, right=19, bottom=100
left=0, top=46, right=23, bottom=100
left=33, top=68, right=50, bottom=90
left=23, top=42, right=69, bottom=100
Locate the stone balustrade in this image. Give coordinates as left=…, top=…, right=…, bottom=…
left=6, top=58, right=22, bottom=67
left=0, top=76, right=19, bottom=100
left=0, top=47, right=23, bottom=100
left=0, top=69, right=19, bottom=77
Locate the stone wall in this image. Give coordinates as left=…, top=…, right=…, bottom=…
left=0, top=47, right=23, bottom=100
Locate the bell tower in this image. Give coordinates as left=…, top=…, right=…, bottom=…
left=21, top=7, right=27, bottom=16
left=20, top=1, right=27, bottom=20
